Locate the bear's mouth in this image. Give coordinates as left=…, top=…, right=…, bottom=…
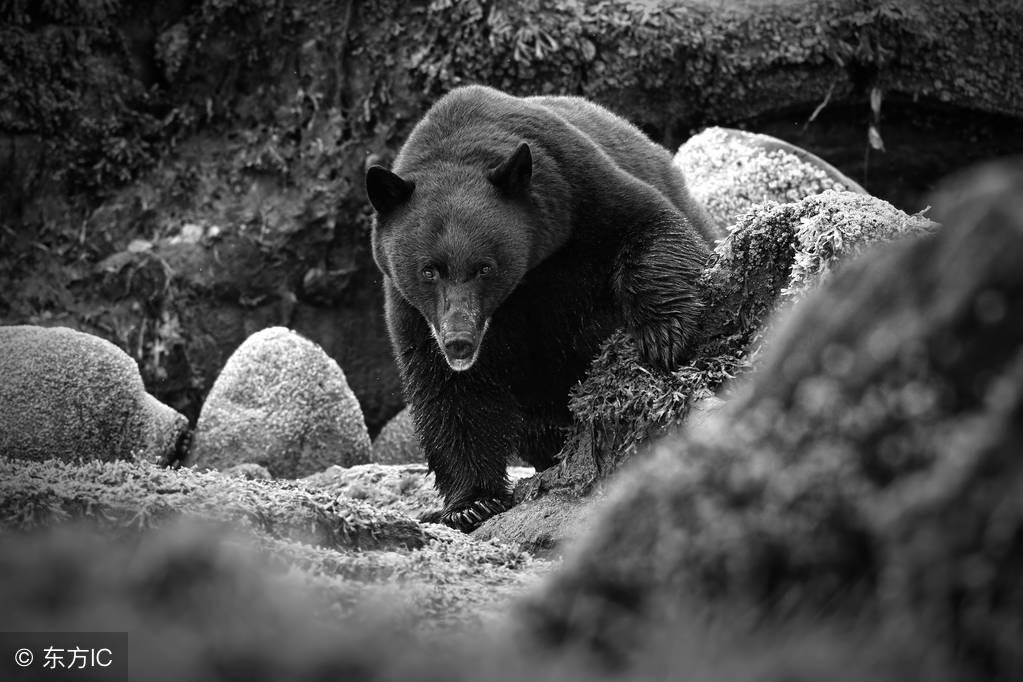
left=431, top=318, right=490, bottom=372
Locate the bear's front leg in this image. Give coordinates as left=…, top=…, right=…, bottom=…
left=386, top=285, right=519, bottom=532
left=612, top=211, right=711, bottom=372
left=412, top=381, right=520, bottom=531
left=400, top=356, right=521, bottom=532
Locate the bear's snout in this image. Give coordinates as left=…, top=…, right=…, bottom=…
left=443, top=333, right=476, bottom=361
left=429, top=317, right=491, bottom=372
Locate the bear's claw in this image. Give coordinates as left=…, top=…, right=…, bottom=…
left=419, top=497, right=509, bottom=532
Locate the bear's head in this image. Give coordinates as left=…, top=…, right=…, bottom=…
left=366, top=142, right=534, bottom=372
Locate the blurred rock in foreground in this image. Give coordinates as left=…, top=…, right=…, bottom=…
left=0, top=514, right=946, bottom=682
left=519, top=159, right=1023, bottom=680
left=0, top=519, right=552, bottom=681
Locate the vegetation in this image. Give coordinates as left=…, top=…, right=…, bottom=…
left=0, top=457, right=550, bottom=634
left=0, top=457, right=425, bottom=551
left=2, top=0, right=1019, bottom=426
left=529, top=191, right=936, bottom=499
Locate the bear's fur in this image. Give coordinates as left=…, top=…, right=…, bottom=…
left=366, top=85, right=717, bottom=531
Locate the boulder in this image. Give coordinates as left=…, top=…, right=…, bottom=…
left=189, top=326, right=370, bottom=477
left=370, top=407, right=423, bottom=465
left=676, top=126, right=868, bottom=231
left=0, top=325, right=188, bottom=465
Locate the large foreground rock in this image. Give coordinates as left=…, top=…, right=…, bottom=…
left=518, top=160, right=1023, bottom=680
left=0, top=326, right=188, bottom=465
left=189, top=327, right=371, bottom=477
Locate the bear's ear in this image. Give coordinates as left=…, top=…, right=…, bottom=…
left=488, top=142, right=532, bottom=196
left=366, top=166, right=415, bottom=214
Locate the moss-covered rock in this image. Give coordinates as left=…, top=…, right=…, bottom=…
left=676, top=127, right=867, bottom=231
left=0, top=325, right=188, bottom=466
left=720, top=190, right=937, bottom=310
left=538, top=190, right=935, bottom=494
left=371, top=407, right=424, bottom=465
left=189, top=326, right=371, bottom=477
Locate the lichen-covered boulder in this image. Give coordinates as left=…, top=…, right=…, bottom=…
left=719, top=190, right=937, bottom=306
left=676, top=127, right=867, bottom=231
left=0, top=325, right=188, bottom=465
left=189, top=327, right=370, bottom=477
left=370, top=407, right=424, bottom=465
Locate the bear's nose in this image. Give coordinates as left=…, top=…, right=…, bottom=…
left=444, top=334, right=475, bottom=360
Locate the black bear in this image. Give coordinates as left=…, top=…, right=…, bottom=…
left=366, top=85, right=718, bottom=531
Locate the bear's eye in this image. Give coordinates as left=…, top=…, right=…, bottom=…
left=478, top=263, right=494, bottom=278
left=421, top=265, right=438, bottom=282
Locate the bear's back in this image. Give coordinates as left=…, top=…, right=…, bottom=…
left=395, top=86, right=720, bottom=244
left=528, top=96, right=682, bottom=204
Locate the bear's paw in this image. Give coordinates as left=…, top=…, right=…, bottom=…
left=420, top=497, right=510, bottom=533
left=630, top=314, right=694, bottom=373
